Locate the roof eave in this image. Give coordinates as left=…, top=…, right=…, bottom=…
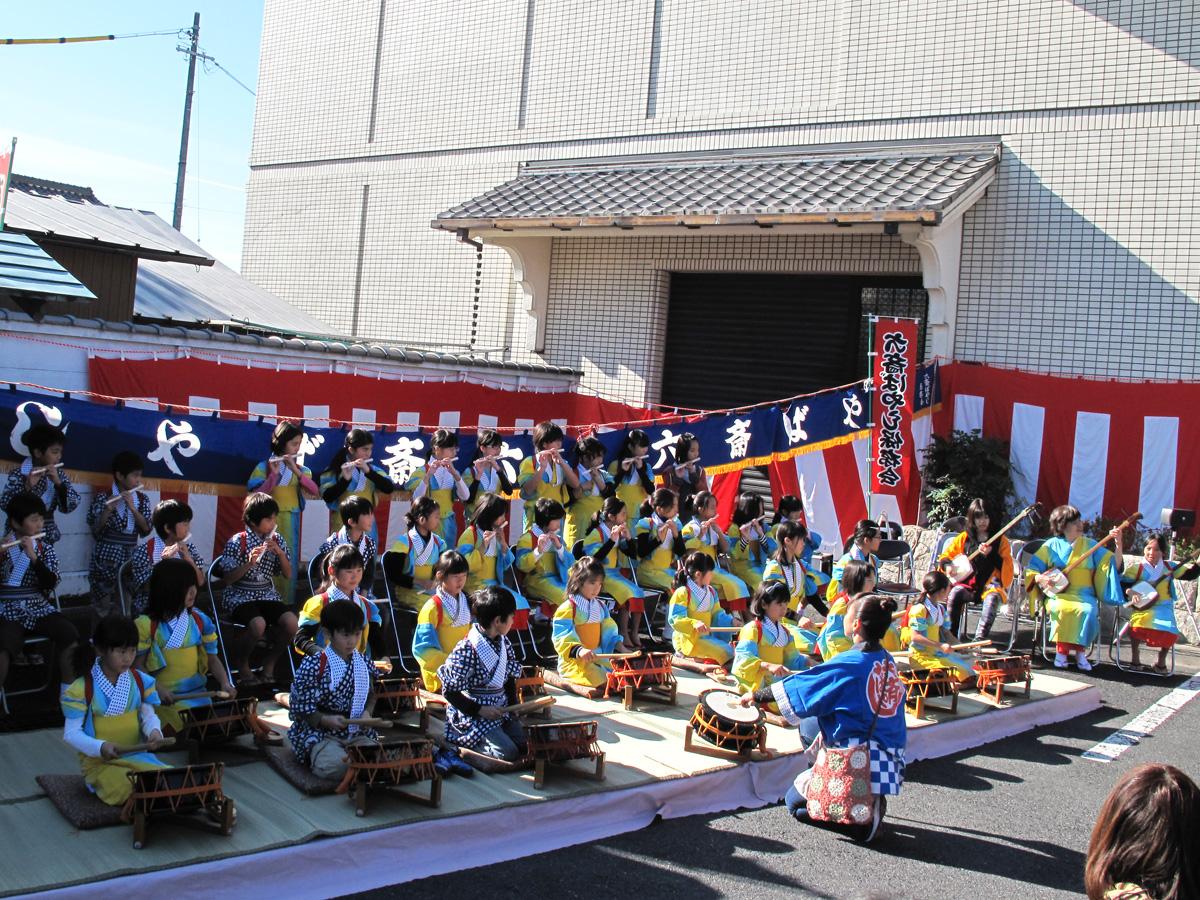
left=432, top=209, right=941, bottom=232
left=8, top=228, right=216, bottom=266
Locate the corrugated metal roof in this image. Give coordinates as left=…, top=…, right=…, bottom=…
left=434, top=143, right=1000, bottom=230
left=0, top=231, right=96, bottom=301
left=5, top=185, right=214, bottom=263
left=0, top=309, right=584, bottom=376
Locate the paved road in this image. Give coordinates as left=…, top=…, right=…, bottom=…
left=358, top=648, right=1200, bottom=900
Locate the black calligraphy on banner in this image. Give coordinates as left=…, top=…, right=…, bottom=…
left=871, top=319, right=919, bottom=496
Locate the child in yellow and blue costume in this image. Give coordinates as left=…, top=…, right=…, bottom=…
left=817, top=558, right=877, bottom=661
left=669, top=551, right=735, bottom=667
left=683, top=490, right=750, bottom=613
left=552, top=557, right=625, bottom=694
left=457, top=493, right=530, bottom=629
left=318, top=428, right=395, bottom=542
left=726, top=492, right=777, bottom=593
left=900, top=571, right=975, bottom=682
left=1121, top=531, right=1199, bottom=673
left=1024, top=504, right=1124, bottom=671
left=579, top=496, right=646, bottom=648
left=463, top=429, right=517, bottom=522
left=828, top=519, right=883, bottom=603
left=771, top=496, right=831, bottom=611
left=413, top=551, right=475, bottom=693
left=514, top=498, right=573, bottom=612
left=385, top=496, right=448, bottom=612
left=135, top=558, right=234, bottom=734
left=405, top=428, right=470, bottom=546
left=635, top=488, right=687, bottom=593
left=247, top=421, right=319, bottom=605
left=565, top=436, right=612, bottom=550
left=517, top=421, right=578, bottom=530
left=763, top=520, right=820, bottom=616
left=607, top=430, right=655, bottom=532
left=733, top=581, right=813, bottom=699
left=295, top=545, right=382, bottom=661
left=62, top=615, right=170, bottom=806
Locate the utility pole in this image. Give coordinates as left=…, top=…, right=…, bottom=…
left=172, top=12, right=200, bottom=231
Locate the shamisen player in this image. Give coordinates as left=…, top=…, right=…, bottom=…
left=738, top=593, right=908, bottom=845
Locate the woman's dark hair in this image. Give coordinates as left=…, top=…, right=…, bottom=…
left=406, top=496, right=441, bottom=529
left=672, top=432, right=698, bottom=467
left=590, top=496, right=626, bottom=534
left=146, top=557, right=198, bottom=621
left=471, top=586, right=516, bottom=628
left=433, top=549, right=470, bottom=583
left=5, top=491, right=47, bottom=525
left=471, top=428, right=504, bottom=465
left=111, top=451, right=143, bottom=477
left=673, top=550, right=716, bottom=589
left=566, top=556, right=606, bottom=598
left=772, top=494, right=804, bottom=525
left=425, top=428, right=458, bottom=461
left=93, top=614, right=140, bottom=651
left=966, top=498, right=990, bottom=542
left=644, top=487, right=678, bottom=519
left=852, top=519, right=881, bottom=545
left=854, top=594, right=898, bottom=645
left=151, top=499, right=193, bottom=539
left=270, top=421, right=304, bottom=456
left=750, top=580, right=791, bottom=620
left=243, top=492, right=280, bottom=526
left=22, top=424, right=67, bottom=453
left=324, top=428, right=374, bottom=476
left=774, top=520, right=807, bottom=564
left=532, top=421, right=564, bottom=451
left=573, top=436, right=605, bottom=467
left=614, top=429, right=651, bottom=472
left=320, top=598, right=366, bottom=635
left=1085, top=763, right=1200, bottom=900
left=921, top=569, right=950, bottom=598
left=731, top=492, right=765, bottom=526
left=1049, top=504, right=1082, bottom=536
left=339, top=495, right=374, bottom=526
left=840, top=559, right=876, bottom=597
left=691, top=490, right=717, bottom=519
left=533, top=498, right=565, bottom=529
left=470, top=492, right=508, bottom=532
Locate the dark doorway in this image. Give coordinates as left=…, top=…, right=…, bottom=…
left=659, top=272, right=926, bottom=410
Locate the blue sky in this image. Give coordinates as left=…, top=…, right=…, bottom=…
left=1, top=1, right=263, bottom=269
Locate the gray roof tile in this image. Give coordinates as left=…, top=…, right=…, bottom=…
left=0, top=231, right=96, bottom=301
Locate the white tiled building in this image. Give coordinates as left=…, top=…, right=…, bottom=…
left=244, top=1, right=1199, bottom=407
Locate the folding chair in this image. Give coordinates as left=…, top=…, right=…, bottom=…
left=0, top=588, right=65, bottom=714
left=116, top=559, right=137, bottom=618
left=306, top=552, right=327, bottom=598
left=1023, top=539, right=1098, bottom=665
left=875, top=539, right=916, bottom=592
left=1109, top=600, right=1176, bottom=676
left=205, top=559, right=297, bottom=686
left=379, top=550, right=422, bottom=674
left=504, top=561, right=558, bottom=665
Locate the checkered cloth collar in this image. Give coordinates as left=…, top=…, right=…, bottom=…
left=323, top=647, right=369, bottom=728
left=337, top=527, right=371, bottom=558
left=760, top=617, right=790, bottom=648
left=90, top=662, right=134, bottom=717
left=408, top=527, right=439, bottom=566
left=571, top=593, right=608, bottom=624
left=19, top=459, right=57, bottom=506
left=467, top=623, right=509, bottom=692
left=110, top=483, right=135, bottom=533
left=436, top=587, right=472, bottom=627
left=778, top=555, right=804, bottom=594
left=687, top=578, right=718, bottom=612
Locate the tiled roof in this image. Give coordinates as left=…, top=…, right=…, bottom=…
left=434, top=143, right=999, bottom=230
left=0, top=231, right=96, bottom=301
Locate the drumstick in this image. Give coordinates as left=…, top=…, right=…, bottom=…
left=345, top=716, right=394, bottom=728
left=951, top=640, right=992, bottom=651
left=114, top=737, right=177, bottom=755
left=169, top=689, right=232, bottom=702
left=594, top=652, right=643, bottom=660
left=706, top=626, right=742, bottom=633
left=494, top=696, right=556, bottom=715
left=1, top=532, right=45, bottom=550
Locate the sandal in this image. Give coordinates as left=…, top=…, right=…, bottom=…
left=1153, top=664, right=1169, bottom=675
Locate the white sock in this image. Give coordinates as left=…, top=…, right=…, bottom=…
left=1054, top=653, right=1068, bottom=667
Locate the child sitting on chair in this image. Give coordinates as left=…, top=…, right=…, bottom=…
left=668, top=551, right=735, bottom=675
left=295, top=545, right=382, bottom=661
left=413, top=550, right=474, bottom=693
left=551, top=557, right=625, bottom=697
left=316, top=495, right=378, bottom=599
left=135, top=557, right=234, bottom=734
left=130, top=499, right=207, bottom=616
left=61, top=615, right=169, bottom=806
left=288, top=600, right=379, bottom=781
left=439, top=586, right=527, bottom=763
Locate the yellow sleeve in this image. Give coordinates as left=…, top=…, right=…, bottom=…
left=940, top=531, right=968, bottom=564
left=667, top=586, right=698, bottom=637
left=135, top=616, right=152, bottom=655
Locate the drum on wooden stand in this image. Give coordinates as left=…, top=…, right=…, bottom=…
left=684, top=689, right=766, bottom=759
left=178, top=696, right=278, bottom=760
left=515, top=666, right=552, bottom=718
left=339, top=736, right=441, bottom=815
left=524, top=720, right=606, bottom=789
left=373, top=676, right=430, bottom=733
left=974, top=652, right=1032, bottom=705
left=604, top=652, right=677, bottom=709
left=898, top=668, right=960, bottom=718
left=125, top=763, right=235, bottom=849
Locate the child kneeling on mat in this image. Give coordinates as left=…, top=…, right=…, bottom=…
left=288, top=600, right=378, bottom=781
left=439, top=586, right=526, bottom=763
left=61, top=615, right=169, bottom=806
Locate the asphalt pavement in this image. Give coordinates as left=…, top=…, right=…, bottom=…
left=356, top=646, right=1200, bottom=900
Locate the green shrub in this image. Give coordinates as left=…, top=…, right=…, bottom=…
left=920, top=429, right=1015, bottom=527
